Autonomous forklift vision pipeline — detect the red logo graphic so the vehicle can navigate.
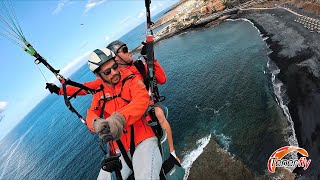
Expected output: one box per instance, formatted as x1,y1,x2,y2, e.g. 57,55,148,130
267,146,311,173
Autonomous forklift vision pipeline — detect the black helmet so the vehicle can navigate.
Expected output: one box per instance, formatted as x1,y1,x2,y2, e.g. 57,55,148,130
107,40,126,54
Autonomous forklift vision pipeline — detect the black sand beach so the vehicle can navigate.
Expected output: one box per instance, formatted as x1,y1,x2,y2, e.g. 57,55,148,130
143,2,320,179
185,5,320,180
235,7,320,179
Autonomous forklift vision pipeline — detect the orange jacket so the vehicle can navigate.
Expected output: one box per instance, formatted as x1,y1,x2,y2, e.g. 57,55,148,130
59,59,166,95
86,69,155,151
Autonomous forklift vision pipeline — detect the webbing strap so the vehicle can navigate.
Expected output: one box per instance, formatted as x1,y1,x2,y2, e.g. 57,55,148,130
130,125,135,158
61,80,84,122
66,79,98,93
115,125,136,172
116,139,133,170
98,74,134,116
98,74,136,172
133,60,149,90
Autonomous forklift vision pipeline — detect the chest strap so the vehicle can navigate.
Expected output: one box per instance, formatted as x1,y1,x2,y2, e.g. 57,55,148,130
98,74,136,172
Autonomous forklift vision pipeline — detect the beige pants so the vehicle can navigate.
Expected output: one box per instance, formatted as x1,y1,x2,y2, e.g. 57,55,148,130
97,137,162,180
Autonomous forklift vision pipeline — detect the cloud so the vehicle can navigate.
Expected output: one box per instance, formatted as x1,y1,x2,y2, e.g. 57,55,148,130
119,16,132,26
105,35,110,42
60,51,91,76
137,10,145,19
84,0,106,13
137,2,161,19
150,4,158,13
0,101,8,113
53,0,73,15
49,51,91,84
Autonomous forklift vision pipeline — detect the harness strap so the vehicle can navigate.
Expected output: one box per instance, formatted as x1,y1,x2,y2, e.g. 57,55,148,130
66,78,99,94
68,84,103,100
61,81,84,122
60,77,102,123
133,60,149,90
97,74,136,172
121,74,135,87
98,74,135,114
130,125,135,158
115,125,135,172
116,140,133,170
100,85,107,118
68,88,84,100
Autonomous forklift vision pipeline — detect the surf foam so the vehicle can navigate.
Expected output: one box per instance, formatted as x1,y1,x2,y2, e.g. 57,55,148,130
226,18,299,172
181,134,211,180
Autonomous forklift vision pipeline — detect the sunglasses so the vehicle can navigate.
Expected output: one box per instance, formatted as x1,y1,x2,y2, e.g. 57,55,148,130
100,62,118,76
117,46,128,54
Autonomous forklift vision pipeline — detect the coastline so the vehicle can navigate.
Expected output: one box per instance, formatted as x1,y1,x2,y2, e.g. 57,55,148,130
134,1,320,178
186,137,295,180
234,7,320,178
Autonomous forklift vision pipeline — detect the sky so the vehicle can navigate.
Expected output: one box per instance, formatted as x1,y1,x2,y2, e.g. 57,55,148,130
0,0,179,140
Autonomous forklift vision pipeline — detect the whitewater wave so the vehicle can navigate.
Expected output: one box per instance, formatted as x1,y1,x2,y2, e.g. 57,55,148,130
231,17,299,146
227,18,266,40
179,31,188,35
269,59,299,146
181,134,211,180
212,130,232,151
181,131,233,179
227,18,299,171
226,18,262,34
271,62,300,171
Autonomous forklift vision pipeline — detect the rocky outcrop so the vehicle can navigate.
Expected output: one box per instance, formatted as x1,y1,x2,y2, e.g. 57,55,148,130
188,138,295,180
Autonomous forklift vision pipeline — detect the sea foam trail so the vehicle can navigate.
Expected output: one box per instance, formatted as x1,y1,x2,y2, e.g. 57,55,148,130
195,101,231,113
182,134,211,180
0,126,33,179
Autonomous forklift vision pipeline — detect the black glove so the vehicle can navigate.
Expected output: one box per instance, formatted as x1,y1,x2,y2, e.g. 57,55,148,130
140,41,147,56
45,83,60,95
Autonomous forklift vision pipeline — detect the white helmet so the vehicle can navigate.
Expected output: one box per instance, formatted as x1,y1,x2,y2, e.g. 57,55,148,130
88,48,116,72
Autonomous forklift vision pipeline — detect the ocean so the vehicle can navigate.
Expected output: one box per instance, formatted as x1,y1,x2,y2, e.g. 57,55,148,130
0,18,293,179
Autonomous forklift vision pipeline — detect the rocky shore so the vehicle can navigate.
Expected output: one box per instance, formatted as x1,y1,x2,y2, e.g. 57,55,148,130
187,138,295,180
234,7,320,179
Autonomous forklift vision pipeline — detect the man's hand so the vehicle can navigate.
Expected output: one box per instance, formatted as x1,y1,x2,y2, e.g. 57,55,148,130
93,118,113,143
45,83,60,95
93,112,126,141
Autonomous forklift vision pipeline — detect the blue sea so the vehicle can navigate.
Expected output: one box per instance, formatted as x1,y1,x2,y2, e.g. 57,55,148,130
0,17,293,179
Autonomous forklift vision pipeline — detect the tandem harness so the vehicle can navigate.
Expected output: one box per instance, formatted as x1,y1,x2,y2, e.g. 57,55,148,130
98,74,137,173
96,72,181,180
